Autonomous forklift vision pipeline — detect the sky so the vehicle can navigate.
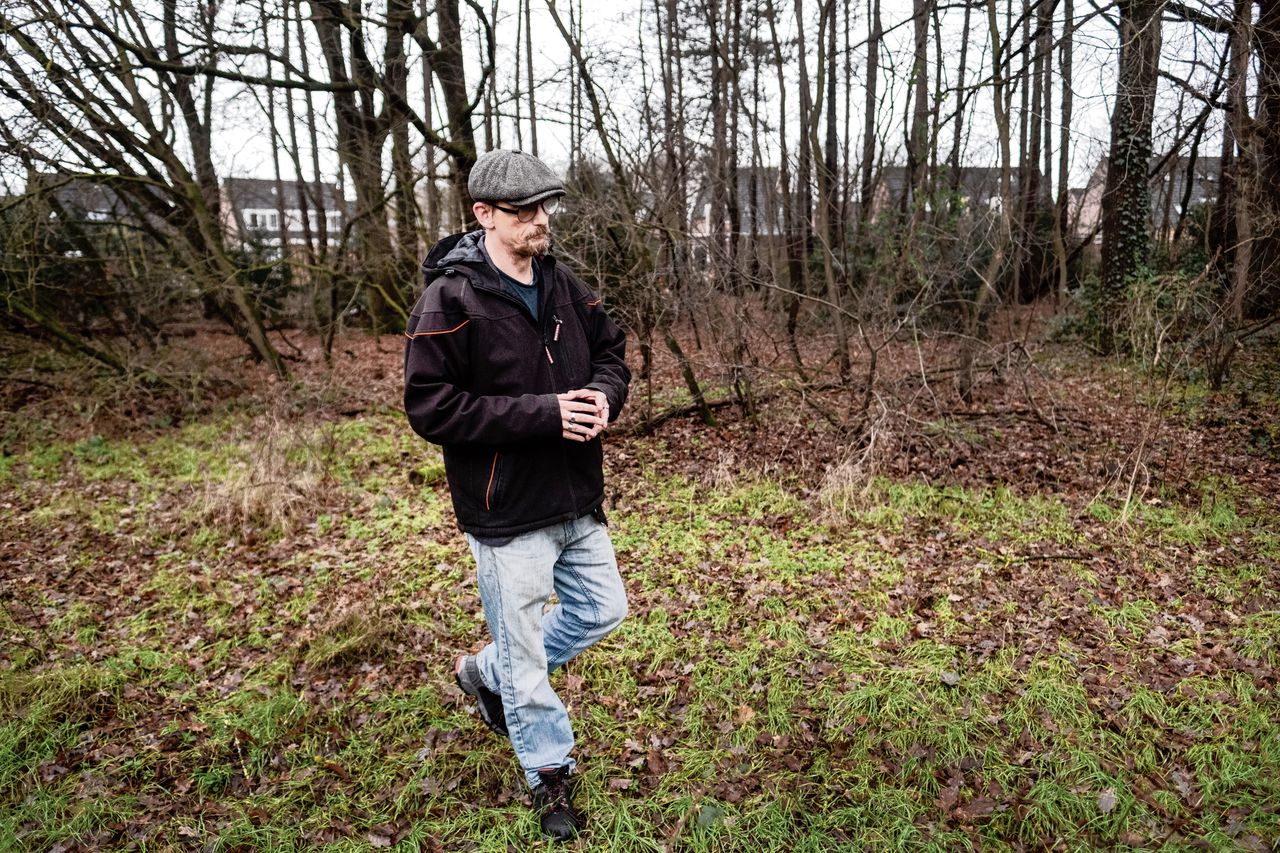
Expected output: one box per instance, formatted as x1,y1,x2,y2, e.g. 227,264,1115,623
4,0,1226,198
211,0,1138,195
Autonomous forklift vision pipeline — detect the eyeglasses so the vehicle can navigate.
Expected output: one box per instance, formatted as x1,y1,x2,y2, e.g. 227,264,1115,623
490,197,562,222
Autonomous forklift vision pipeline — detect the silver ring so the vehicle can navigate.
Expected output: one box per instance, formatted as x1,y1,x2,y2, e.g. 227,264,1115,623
569,414,576,424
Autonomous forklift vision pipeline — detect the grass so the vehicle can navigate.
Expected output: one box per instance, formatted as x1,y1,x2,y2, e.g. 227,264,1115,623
1,407,1278,851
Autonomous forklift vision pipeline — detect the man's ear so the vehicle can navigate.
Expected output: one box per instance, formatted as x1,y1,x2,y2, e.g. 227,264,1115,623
473,202,495,229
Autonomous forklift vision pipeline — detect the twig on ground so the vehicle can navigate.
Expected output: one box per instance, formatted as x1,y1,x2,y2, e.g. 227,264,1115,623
1012,342,1061,433
940,408,1085,426
662,784,707,852
1017,552,1090,562
617,380,846,435
1,376,60,390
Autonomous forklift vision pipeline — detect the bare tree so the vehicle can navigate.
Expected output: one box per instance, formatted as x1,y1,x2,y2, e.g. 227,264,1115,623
548,0,717,426
764,0,808,375
1207,0,1257,386
958,0,1016,402
1052,0,1074,301
1098,0,1162,352
1253,0,1280,314
797,0,851,381
0,0,288,375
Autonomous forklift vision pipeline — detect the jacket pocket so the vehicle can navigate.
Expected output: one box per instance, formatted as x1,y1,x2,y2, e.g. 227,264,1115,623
483,451,504,511
560,315,592,388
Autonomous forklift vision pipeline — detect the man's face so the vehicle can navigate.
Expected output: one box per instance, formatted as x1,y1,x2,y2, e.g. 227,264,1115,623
476,200,552,259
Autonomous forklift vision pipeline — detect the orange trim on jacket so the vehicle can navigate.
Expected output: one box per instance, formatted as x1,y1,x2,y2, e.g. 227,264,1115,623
405,319,471,338
484,452,500,510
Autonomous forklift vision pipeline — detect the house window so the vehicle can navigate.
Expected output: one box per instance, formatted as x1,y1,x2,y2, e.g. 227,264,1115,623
249,213,260,228
268,212,279,229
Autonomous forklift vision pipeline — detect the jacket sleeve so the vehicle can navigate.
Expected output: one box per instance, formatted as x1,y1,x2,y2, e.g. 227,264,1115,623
404,285,562,446
576,284,631,423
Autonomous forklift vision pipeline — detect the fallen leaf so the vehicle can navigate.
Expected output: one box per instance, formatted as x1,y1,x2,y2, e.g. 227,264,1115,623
321,760,351,781
955,796,996,820
696,803,726,829
938,772,963,810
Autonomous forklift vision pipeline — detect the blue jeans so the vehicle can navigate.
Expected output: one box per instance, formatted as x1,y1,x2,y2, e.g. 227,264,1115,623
465,513,627,789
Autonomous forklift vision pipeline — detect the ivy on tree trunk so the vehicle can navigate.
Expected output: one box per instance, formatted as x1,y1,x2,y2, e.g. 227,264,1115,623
1097,0,1162,354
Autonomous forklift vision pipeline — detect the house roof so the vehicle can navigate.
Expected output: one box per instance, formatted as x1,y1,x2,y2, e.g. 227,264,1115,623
1080,154,1222,220
689,165,799,234
1151,155,1221,208
877,165,1033,203
222,177,345,212
25,171,136,220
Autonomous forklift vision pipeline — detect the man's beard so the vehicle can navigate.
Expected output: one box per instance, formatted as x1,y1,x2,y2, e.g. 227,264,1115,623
510,226,551,259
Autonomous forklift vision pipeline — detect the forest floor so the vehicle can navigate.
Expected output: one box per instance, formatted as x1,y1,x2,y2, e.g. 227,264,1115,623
1,308,1279,851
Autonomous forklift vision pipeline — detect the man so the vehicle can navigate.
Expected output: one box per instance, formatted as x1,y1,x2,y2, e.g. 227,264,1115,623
403,149,630,842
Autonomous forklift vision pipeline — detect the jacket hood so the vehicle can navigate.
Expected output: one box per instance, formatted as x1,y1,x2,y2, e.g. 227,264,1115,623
421,230,487,287
420,229,558,288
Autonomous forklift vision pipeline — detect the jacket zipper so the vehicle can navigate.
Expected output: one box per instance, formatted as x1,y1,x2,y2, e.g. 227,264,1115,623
437,257,591,525
544,315,562,364
462,270,579,516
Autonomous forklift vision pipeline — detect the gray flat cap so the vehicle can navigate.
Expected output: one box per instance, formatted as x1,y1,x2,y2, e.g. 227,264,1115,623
468,149,565,206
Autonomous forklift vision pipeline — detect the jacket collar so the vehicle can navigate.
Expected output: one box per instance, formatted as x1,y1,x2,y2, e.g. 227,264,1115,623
421,229,557,289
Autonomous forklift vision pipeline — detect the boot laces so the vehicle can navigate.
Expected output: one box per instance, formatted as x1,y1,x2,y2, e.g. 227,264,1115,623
540,771,572,812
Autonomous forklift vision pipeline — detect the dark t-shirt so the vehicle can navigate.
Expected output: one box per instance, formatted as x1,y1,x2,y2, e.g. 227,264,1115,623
499,261,541,322
478,235,541,322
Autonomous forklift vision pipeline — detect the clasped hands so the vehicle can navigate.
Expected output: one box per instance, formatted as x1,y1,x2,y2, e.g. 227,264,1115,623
558,389,609,441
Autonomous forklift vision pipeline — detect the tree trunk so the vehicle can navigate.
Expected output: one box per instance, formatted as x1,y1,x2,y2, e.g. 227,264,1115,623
1210,0,1256,387
308,0,402,332
958,0,1015,402
434,0,481,221
905,0,930,220
296,0,337,362
165,0,287,376
824,0,841,250
1097,0,1161,353
1252,0,1280,315
526,0,539,156
764,0,807,377
858,0,882,232
1053,0,1074,301
386,0,419,286
1017,0,1046,302
797,0,850,382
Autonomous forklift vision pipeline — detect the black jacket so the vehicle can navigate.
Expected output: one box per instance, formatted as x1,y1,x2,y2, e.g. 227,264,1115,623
404,230,630,537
